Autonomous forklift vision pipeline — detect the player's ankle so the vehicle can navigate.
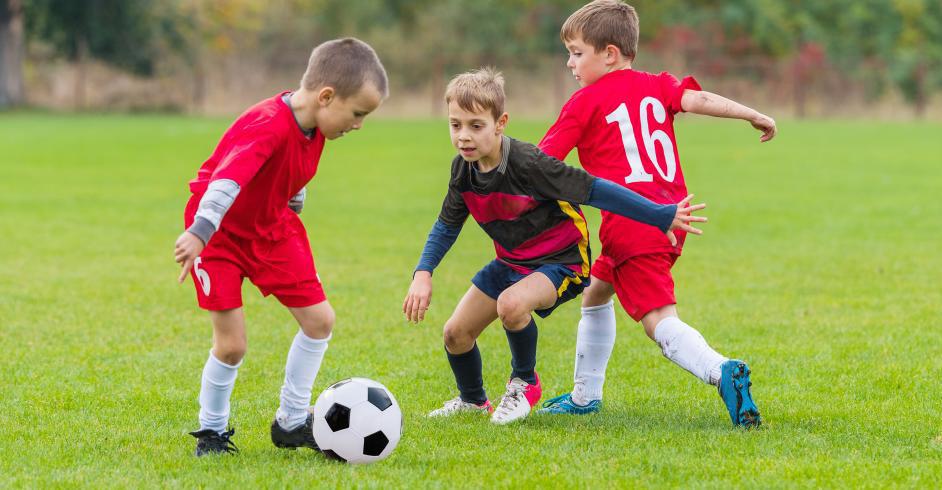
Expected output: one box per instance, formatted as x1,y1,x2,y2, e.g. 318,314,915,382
571,382,598,407
275,407,308,431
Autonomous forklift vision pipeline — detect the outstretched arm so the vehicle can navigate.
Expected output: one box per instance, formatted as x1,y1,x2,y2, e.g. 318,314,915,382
586,179,706,246
526,149,707,246
403,219,463,323
681,90,777,142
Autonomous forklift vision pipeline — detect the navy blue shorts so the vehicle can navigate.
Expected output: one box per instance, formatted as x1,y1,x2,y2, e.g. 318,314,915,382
471,260,590,318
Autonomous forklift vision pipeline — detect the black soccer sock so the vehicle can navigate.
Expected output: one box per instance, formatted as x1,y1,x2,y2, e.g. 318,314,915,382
445,343,488,405
504,317,538,384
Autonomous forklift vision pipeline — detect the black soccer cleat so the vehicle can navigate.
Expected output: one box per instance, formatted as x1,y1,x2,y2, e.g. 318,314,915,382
271,408,320,451
189,427,239,457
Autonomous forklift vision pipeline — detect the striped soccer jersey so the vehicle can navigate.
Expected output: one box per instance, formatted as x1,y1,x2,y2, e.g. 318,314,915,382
438,136,597,275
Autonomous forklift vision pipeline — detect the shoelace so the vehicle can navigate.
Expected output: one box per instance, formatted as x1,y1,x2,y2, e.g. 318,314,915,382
496,383,526,416
443,397,464,412
541,393,568,408
216,428,239,453
435,397,469,414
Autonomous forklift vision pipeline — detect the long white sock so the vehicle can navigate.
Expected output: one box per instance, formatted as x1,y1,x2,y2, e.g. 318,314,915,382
653,316,727,385
277,330,330,430
198,351,241,433
572,301,616,405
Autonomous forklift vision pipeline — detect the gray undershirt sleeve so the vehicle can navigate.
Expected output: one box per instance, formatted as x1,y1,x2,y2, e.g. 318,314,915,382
288,187,306,214
187,179,241,244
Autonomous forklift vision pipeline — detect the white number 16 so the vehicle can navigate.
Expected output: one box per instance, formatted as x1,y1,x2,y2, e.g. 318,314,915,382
604,97,677,184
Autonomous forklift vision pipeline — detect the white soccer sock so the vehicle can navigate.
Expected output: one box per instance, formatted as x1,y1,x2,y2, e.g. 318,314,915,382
572,301,616,405
277,330,330,430
198,351,241,434
653,316,727,385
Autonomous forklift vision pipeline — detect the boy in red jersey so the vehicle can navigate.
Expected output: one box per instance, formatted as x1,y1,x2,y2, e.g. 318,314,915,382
403,68,706,425
173,38,387,456
536,1,776,428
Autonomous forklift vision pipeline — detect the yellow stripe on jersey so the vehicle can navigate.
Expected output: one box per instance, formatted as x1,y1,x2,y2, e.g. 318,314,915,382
556,201,591,277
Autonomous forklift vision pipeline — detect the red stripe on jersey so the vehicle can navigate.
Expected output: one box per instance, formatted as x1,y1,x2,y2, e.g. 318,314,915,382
493,219,583,263
461,191,539,224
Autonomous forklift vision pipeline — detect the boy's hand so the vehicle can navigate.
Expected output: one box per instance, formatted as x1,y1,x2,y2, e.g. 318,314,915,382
403,271,433,324
174,231,205,283
751,113,777,142
666,194,707,246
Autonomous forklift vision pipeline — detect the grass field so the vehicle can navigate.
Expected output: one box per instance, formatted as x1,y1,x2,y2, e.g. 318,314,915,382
1,112,941,487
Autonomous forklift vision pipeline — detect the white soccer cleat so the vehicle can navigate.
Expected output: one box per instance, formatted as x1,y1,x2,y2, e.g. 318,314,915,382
428,396,494,417
490,373,542,425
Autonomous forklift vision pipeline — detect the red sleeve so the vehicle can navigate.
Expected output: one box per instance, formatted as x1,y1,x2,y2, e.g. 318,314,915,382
658,72,702,115
538,92,588,161
210,125,280,187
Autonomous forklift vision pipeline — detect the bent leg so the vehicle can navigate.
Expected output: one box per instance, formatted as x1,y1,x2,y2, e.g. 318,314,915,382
495,272,557,384
276,301,335,430
644,305,726,386
442,286,498,404
444,286,498,353
644,306,761,427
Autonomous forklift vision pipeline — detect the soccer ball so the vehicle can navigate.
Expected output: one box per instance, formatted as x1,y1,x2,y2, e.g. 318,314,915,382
312,377,402,464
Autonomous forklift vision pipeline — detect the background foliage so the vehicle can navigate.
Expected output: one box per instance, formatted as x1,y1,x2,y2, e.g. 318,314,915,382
2,0,941,116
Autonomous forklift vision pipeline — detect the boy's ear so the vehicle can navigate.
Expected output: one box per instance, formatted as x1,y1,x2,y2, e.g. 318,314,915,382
316,86,336,106
604,44,621,65
496,112,509,133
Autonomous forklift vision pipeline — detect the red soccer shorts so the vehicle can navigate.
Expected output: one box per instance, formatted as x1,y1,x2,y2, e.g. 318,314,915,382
590,252,679,322
184,200,325,311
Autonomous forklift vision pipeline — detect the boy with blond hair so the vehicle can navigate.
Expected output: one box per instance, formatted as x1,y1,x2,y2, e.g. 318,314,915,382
536,0,775,428
174,38,387,456
402,67,706,425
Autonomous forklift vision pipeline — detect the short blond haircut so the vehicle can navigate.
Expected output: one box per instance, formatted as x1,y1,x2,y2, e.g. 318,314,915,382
444,67,505,121
561,0,639,61
301,37,388,98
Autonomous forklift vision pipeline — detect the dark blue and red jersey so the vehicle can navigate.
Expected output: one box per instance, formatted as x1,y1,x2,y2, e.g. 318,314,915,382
438,136,596,276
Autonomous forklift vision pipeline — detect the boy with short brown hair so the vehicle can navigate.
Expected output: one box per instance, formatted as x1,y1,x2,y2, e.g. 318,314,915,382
403,67,706,425
174,37,387,456
536,0,775,428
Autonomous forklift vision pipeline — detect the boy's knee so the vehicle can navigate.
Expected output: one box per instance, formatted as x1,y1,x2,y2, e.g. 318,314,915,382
443,321,474,353
582,280,615,307
496,292,528,329
213,342,246,365
641,306,677,340
300,305,335,339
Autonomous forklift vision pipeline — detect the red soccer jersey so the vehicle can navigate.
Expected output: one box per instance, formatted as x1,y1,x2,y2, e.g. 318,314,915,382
188,92,325,241
539,69,701,263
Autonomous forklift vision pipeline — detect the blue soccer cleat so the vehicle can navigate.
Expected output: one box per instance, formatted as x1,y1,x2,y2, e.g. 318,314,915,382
717,360,761,428
536,393,601,415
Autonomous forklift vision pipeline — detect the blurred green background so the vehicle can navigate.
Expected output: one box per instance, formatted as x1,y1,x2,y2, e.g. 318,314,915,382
1,0,940,118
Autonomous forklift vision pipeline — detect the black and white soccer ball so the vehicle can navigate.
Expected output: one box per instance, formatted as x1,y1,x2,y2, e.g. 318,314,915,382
312,377,402,464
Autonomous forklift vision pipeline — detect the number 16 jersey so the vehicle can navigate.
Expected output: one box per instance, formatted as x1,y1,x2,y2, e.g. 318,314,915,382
539,69,701,263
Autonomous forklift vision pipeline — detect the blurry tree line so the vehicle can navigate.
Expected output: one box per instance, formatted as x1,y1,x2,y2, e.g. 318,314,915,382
0,0,940,117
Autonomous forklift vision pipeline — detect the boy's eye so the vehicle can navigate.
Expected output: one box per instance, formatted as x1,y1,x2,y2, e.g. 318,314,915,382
450,123,460,129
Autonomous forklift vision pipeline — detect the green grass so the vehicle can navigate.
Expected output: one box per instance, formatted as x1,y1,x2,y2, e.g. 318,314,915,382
1,112,940,487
